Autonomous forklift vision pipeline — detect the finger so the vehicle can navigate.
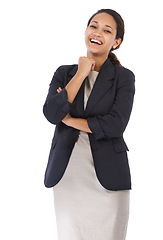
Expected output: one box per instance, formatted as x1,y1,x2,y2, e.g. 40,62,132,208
57,87,62,93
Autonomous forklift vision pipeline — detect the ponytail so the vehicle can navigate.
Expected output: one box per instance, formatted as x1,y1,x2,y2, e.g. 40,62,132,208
108,51,122,66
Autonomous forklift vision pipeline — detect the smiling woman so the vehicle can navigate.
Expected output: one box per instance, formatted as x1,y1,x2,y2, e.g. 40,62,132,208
86,9,125,67
85,12,121,67
43,8,135,240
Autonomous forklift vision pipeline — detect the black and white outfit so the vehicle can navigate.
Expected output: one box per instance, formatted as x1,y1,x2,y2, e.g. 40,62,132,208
43,58,135,240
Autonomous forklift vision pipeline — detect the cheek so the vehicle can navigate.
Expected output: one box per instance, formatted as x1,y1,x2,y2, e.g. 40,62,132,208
105,36,115,47
84,34,88,45
84,30,91,44
85,28,91,38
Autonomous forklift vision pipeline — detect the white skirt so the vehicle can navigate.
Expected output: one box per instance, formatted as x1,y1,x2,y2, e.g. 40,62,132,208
53,131,130,240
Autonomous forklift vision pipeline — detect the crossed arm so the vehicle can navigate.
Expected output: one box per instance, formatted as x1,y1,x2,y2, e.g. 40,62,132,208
43,65,135,140
57,87,92,133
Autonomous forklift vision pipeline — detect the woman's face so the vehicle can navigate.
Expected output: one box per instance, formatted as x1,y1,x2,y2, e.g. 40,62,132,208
85,13,121,57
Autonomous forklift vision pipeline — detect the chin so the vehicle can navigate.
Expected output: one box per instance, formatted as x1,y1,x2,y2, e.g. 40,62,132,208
87,46,100,54
88,49,103,56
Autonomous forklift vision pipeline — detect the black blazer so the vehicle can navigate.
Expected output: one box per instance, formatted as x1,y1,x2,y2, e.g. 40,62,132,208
43,58,135,191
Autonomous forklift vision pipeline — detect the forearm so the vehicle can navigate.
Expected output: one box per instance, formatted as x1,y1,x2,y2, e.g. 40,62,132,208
65,72,85,103
65,57,95,103
63,115,92,133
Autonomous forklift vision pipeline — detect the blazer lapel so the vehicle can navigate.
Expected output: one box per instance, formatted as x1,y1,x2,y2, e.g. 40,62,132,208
84,58,116,117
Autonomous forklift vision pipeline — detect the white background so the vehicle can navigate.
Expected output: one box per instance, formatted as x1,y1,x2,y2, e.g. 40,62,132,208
0,0,163,239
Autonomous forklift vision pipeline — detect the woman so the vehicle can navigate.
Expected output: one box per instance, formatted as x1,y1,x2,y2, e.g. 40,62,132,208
43,9,135,240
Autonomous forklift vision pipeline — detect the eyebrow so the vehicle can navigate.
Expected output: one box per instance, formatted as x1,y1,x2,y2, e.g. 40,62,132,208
91,20,113,30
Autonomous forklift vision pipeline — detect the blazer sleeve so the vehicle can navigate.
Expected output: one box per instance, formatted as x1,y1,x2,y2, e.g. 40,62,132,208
43,66,72,124
87,69,135,140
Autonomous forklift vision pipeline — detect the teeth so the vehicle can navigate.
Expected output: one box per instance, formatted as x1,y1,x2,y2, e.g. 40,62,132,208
90,39,102,45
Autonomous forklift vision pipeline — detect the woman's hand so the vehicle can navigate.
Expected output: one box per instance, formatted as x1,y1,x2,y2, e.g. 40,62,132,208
77,56,96,79
57,87,62,93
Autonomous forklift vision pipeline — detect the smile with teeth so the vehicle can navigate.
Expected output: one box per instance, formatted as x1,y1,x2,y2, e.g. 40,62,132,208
90,38,103,45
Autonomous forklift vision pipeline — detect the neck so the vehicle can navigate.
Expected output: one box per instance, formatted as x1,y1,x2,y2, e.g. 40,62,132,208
87,51,108,72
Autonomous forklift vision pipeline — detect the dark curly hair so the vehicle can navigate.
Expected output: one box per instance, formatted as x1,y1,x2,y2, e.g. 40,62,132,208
87,9,125,66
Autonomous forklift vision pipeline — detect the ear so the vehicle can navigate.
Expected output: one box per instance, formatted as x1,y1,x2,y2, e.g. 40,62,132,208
113,38,122,49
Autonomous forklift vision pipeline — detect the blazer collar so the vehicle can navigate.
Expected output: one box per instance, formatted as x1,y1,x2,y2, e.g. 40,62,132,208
69,64,78,76
98,58,115,80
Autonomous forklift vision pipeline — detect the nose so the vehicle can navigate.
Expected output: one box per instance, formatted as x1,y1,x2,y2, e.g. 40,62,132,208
93,32,102,38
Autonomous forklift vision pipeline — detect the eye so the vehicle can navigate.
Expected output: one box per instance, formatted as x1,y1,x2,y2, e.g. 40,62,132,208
89,25,97,29
104,30,111,33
